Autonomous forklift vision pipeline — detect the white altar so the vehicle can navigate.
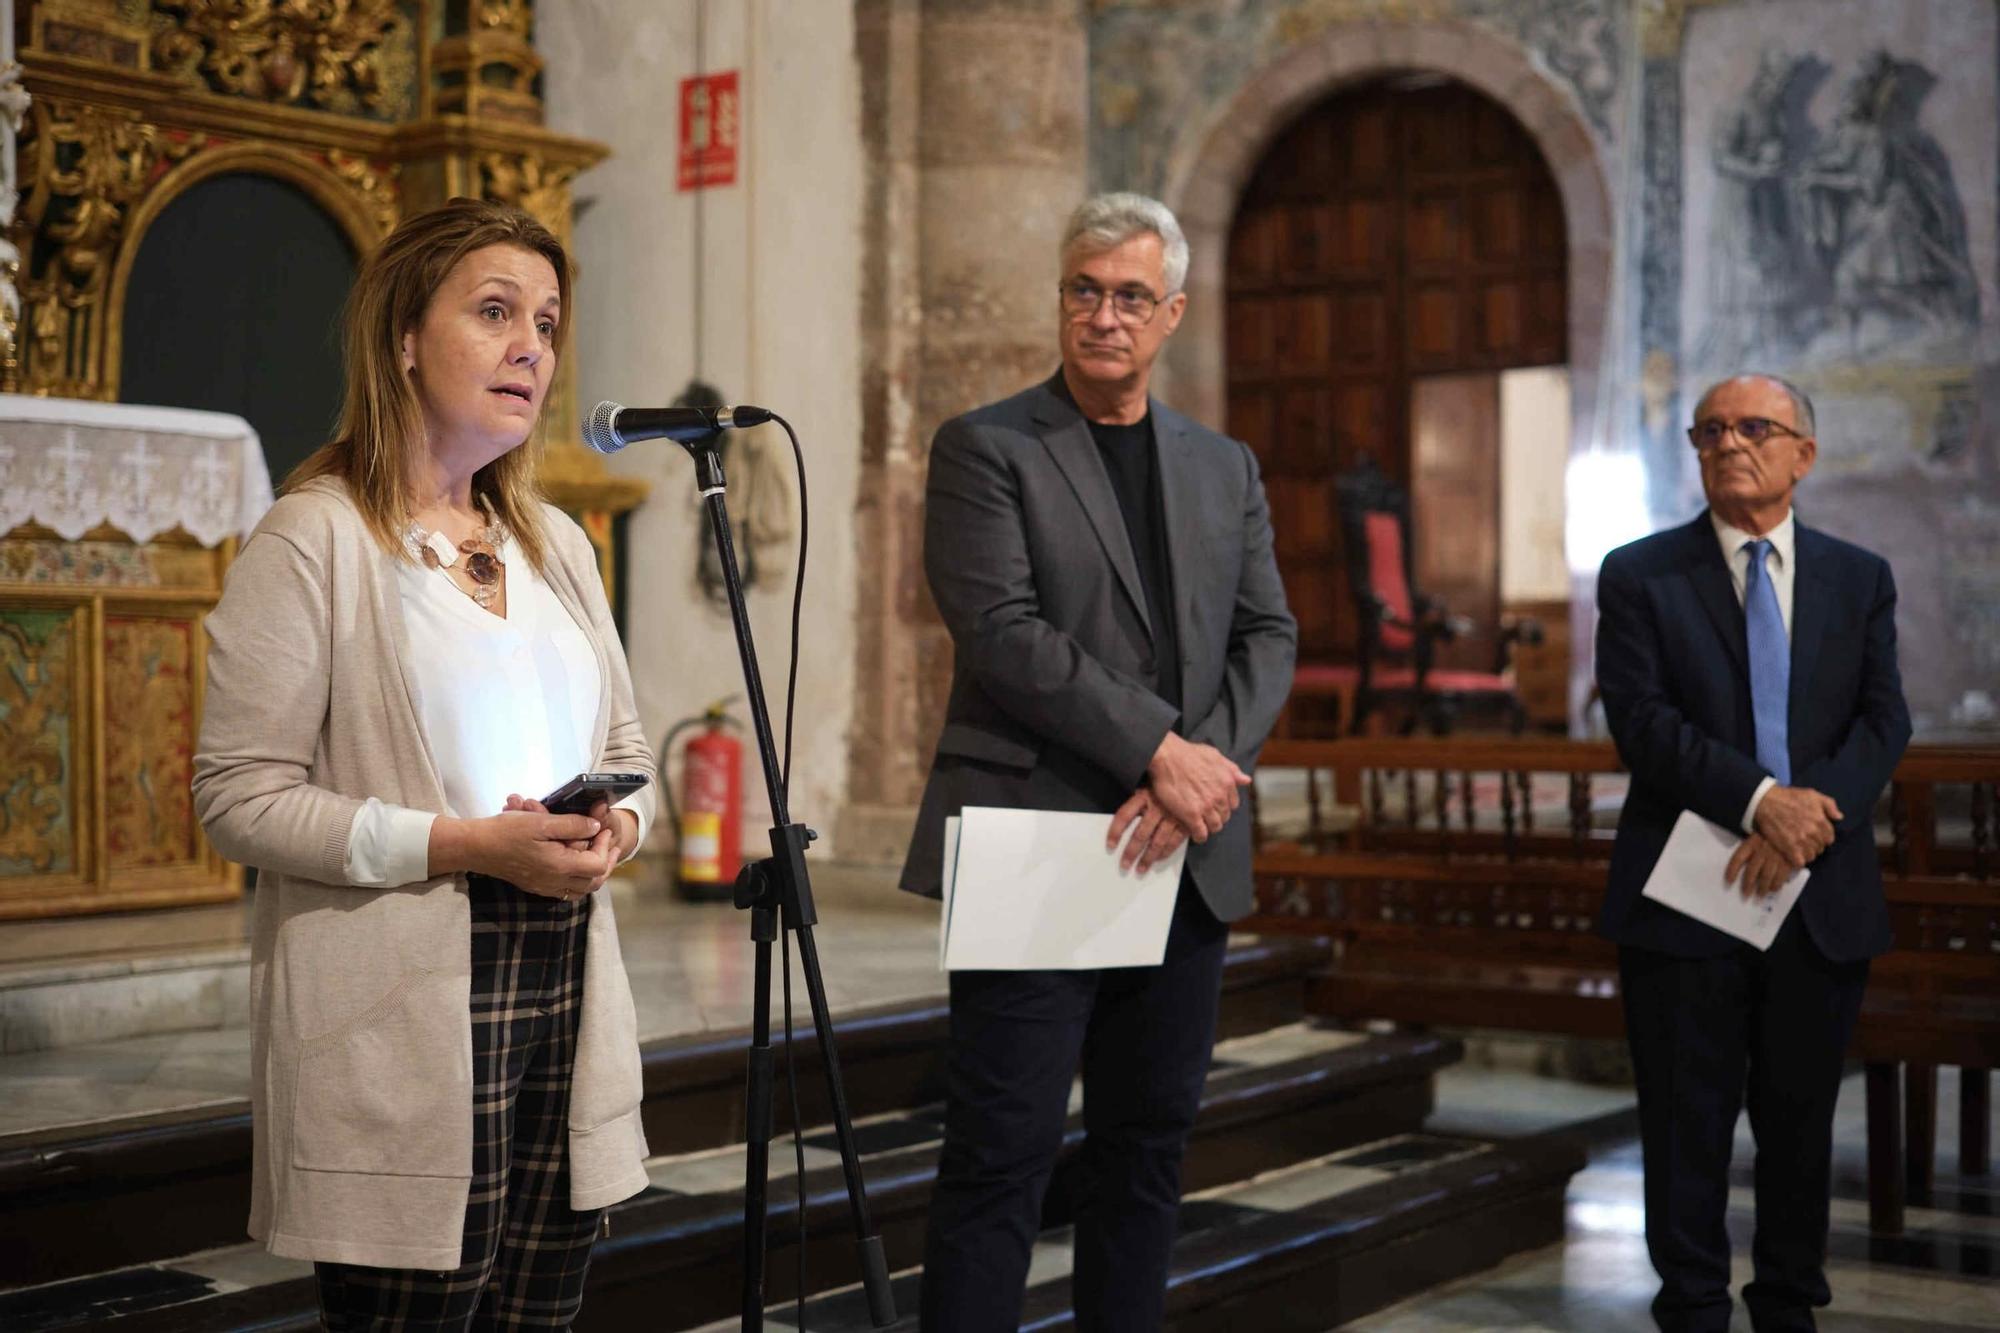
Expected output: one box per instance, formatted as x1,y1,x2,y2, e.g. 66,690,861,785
0,394,273,547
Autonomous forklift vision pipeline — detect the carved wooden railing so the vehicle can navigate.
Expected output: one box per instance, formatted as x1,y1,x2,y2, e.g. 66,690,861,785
1248,737,2000,1234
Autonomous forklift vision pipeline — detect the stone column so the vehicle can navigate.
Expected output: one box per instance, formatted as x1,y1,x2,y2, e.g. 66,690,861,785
839,0,1086,862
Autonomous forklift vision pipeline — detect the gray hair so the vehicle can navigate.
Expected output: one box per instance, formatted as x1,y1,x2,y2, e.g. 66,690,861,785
1693,373,1816,435
1061,192,1190,295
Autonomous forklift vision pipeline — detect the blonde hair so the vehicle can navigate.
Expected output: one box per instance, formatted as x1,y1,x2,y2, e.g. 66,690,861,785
287,198,571,573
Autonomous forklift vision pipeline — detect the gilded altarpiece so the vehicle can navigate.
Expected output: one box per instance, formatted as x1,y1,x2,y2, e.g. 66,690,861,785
0,525,234,917
2,0,645,918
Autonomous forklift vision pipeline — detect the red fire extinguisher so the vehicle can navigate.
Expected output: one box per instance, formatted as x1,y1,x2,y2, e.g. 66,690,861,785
660,699,743,902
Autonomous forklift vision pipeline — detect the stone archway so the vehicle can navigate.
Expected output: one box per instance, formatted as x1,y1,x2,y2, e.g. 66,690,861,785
1160,19,1612,449
1155,19,1616,730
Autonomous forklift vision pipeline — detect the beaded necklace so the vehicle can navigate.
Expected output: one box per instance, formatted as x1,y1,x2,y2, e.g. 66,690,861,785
404,507,507,611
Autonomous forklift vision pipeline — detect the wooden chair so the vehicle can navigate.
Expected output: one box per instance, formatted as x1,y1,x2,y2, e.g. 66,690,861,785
1327,454,1540,735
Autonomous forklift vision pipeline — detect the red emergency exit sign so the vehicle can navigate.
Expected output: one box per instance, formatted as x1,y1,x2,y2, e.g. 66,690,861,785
678,71,739,191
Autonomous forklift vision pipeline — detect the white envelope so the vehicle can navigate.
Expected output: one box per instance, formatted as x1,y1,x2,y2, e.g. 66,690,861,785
1641,809,1809,951
941,806,1186,971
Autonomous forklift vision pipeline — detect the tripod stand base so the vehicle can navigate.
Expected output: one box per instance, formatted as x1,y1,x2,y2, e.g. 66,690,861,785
858,1236,894,1326
676,443,893,1329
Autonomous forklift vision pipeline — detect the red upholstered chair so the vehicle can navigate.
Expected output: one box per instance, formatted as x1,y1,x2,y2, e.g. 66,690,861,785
1310,453,1540,735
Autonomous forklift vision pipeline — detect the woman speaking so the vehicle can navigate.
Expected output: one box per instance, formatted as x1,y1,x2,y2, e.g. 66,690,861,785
194,198,655,1330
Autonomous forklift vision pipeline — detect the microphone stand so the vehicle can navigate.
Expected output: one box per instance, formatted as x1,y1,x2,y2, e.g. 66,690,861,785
674,430,896,1330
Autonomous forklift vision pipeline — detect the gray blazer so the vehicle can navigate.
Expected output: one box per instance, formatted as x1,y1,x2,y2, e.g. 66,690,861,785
899,373,1297,922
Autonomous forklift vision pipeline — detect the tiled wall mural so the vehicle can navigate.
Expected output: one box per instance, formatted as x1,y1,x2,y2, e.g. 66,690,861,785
1089,0,2000,733
1090,0,1626,197
1664,0,2000,732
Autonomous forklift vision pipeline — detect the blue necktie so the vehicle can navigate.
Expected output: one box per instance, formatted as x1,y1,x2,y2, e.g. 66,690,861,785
1743,538,1790,785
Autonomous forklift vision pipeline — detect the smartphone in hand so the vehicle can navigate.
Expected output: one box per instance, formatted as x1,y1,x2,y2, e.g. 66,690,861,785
541,772,651,817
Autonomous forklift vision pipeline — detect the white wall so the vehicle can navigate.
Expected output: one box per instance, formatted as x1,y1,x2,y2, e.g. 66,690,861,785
538,0,864,847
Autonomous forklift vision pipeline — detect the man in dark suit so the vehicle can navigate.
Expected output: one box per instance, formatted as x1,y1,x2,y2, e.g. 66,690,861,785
1596,373,1911,1333
900,192,1296,1329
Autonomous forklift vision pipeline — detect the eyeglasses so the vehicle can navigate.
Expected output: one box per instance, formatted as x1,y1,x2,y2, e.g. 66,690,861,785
1058,279,1166,326
1686,416,1808,452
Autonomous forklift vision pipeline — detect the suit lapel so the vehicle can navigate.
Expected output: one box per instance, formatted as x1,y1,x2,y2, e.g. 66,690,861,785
1789,524,1831,734
1153,406,1199,710
1031,382,1153,640
1685,513,1749,678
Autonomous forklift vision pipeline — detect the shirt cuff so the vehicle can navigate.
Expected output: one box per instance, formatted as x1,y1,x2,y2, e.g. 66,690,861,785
613,791,652,863
344,797,440,887
1741,776,1778,836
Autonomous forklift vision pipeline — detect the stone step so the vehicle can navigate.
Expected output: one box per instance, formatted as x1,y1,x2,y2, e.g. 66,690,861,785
712,1131,1585,1332
0,1018,1450,1331
0,910,250,1056
0,935,1331,1291
0,950,251,1062
580,1026,1455,1329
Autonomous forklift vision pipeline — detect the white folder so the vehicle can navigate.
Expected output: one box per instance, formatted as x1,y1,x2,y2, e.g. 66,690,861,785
1640,809,1809,951
940,806,1186,970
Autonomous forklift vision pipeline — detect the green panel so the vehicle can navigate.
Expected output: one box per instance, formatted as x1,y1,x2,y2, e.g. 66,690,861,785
0,606,80,877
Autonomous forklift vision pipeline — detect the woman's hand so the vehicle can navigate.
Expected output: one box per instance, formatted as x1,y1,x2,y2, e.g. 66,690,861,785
429,809,614,900
499,794,639,896
589,798,641,861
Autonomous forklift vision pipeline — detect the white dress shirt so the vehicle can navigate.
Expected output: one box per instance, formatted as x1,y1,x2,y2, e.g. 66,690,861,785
1710,509,1795,834
344,532,652,886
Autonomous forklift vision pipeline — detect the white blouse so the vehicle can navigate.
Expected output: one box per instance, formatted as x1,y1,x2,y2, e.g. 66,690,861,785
343,532,652,886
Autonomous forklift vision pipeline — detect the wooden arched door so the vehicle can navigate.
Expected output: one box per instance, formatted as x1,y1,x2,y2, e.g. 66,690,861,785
1226,77,1567,675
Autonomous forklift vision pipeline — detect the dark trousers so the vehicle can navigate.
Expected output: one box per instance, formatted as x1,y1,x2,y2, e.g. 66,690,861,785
314,877,603,1332
1619,912,1869,1333
919,879,1229,1332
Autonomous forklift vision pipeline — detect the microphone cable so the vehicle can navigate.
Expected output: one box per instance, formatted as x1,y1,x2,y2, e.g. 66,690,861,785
769,413,812,1330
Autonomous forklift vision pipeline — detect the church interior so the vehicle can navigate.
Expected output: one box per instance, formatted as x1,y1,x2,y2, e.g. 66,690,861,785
1,1,1996,1329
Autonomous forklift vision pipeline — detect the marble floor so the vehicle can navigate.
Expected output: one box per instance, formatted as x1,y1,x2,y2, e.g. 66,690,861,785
1351,1064,2000,1332
0,863,942,1139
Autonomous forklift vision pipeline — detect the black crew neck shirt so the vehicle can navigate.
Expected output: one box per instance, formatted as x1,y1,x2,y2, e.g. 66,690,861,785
1082,410,1183,725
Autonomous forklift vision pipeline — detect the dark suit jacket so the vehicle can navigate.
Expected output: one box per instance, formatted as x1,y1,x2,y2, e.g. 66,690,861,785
1595,511,1911,961
898,374,1297,923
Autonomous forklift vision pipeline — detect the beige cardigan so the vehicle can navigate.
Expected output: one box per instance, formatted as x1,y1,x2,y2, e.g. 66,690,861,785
192,477,657,1270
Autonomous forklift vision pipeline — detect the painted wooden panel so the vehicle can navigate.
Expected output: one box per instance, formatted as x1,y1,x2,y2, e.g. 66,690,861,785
0,530,238,918
0,604,84,879
103,614,199,871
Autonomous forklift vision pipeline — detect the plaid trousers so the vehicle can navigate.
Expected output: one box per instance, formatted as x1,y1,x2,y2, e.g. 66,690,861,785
314,876,606,1332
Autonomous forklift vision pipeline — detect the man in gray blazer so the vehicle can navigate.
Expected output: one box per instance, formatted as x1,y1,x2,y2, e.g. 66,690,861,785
900,193,1296,1330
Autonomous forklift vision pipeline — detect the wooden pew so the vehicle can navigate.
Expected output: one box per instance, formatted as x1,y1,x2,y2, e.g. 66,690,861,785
1247,737,2000,1234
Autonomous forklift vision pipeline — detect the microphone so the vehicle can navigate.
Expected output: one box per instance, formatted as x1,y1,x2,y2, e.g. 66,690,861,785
583,400,775,453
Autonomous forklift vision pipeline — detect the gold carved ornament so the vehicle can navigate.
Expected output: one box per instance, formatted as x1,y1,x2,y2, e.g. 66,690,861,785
10,99,173,396
151,0,411,116
433,1,543,123
477,150,575,236
7,99,396,396
326,148,400,237
478,0,532,38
